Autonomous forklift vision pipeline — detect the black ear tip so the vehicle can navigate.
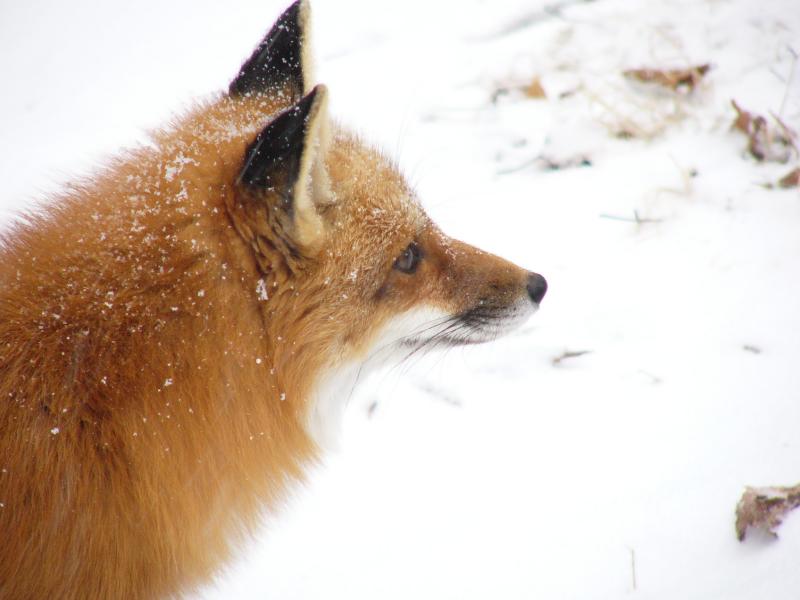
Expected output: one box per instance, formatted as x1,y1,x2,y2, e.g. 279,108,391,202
229,0,311,97
305,84,324,105
281,0,304,24
293,84,327,118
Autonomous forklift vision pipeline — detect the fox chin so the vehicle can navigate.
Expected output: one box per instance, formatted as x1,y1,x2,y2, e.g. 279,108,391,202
0,1,547,598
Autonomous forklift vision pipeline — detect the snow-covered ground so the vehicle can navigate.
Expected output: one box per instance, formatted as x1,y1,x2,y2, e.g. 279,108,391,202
2,0,800,597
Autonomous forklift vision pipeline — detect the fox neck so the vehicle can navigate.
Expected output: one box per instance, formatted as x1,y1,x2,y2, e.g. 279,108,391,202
306,307,452,448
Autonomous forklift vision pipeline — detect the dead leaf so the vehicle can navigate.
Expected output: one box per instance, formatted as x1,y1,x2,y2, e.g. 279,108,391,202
778,167,800,188
731,100,754,134
735,484,800,541
491,75,549,104
523,77,547,99
730,100,797,163
623,64,711,92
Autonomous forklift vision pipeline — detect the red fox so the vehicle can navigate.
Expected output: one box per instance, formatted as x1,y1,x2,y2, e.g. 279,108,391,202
0,1,546,598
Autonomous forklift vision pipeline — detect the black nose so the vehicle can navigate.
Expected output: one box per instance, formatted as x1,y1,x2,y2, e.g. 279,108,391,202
526,272,547,304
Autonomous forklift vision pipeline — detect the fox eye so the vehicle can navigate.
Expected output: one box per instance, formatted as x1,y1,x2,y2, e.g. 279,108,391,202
393,242,421,274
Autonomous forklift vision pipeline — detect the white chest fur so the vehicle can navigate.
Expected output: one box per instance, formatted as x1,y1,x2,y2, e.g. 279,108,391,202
304,307,453,448
305,362,363,449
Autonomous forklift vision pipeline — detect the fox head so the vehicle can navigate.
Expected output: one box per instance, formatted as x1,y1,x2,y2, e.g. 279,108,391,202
223,0,546,413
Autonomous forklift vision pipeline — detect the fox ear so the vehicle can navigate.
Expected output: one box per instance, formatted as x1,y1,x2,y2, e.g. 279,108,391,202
229,0,312,98
237,85,329,250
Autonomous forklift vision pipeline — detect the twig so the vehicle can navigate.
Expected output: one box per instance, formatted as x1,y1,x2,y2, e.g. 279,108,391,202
778,46,798,118
552,350,591,366
497,155,591,175
585,86,683,140
599,211,663,225
769,111,799,155
629,547,637,591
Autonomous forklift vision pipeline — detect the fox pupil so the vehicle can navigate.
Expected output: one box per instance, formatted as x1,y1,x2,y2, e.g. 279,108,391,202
393,242,421,274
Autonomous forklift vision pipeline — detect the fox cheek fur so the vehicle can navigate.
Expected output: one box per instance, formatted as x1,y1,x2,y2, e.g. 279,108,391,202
0,1,546,598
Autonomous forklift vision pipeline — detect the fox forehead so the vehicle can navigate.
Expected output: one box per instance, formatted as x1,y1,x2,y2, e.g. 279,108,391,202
326,130,428,248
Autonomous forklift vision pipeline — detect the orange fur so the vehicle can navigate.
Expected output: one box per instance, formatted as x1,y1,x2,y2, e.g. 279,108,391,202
0,4,544,598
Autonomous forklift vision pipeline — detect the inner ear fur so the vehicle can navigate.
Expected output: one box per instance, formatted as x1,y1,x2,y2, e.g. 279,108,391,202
237,84,330,253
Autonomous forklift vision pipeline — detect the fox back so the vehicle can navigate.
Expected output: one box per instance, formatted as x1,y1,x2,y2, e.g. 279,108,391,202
0,2,547,598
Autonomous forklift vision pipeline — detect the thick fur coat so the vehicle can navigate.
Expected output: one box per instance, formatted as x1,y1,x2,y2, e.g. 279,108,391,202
0,2,546,597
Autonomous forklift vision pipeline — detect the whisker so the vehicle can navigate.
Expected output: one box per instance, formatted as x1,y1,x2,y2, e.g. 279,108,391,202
354,301,531,385
360,313,457,368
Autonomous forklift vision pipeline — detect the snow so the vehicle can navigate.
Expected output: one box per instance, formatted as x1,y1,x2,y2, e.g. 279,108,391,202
2,0,800,598
255,278,270,301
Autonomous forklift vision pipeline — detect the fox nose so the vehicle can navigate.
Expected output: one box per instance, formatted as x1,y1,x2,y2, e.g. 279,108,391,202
526,272,547,304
